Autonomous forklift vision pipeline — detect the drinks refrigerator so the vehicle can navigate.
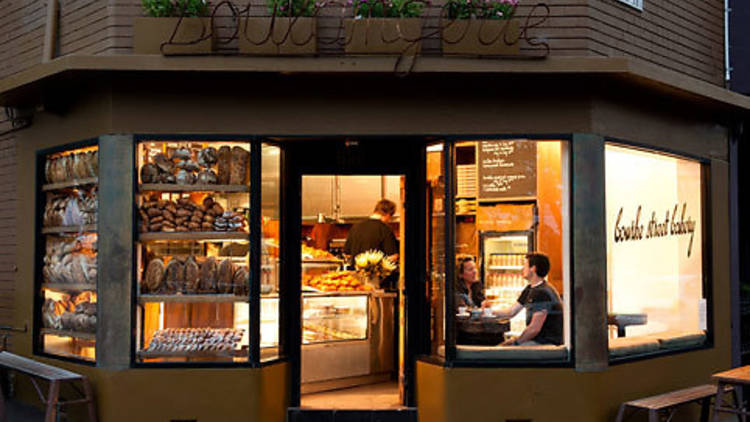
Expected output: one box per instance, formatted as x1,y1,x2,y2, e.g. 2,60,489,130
480,230,534,336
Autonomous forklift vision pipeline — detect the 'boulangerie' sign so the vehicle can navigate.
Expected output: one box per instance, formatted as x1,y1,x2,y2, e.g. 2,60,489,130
613,203,697,257
477,141,536,200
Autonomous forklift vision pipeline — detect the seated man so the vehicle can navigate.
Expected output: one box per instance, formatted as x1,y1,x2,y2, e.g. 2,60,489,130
491,253,563,346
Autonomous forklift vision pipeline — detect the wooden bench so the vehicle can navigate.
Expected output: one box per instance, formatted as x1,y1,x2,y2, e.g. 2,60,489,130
614,384,737,422
0,351,97,422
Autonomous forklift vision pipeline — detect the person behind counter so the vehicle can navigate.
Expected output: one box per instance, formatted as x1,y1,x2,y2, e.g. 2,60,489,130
455,255,485,309
491,253,563,346
344,199,399,264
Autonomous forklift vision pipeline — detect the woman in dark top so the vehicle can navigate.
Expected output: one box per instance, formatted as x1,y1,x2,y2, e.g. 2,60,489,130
455,255,485,309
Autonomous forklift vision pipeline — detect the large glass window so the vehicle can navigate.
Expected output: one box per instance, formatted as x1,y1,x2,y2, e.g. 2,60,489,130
38,143,99,362
260,143,281,362
606,144,707,358
451,139,570,361
135,140,251,364
426,143,446,357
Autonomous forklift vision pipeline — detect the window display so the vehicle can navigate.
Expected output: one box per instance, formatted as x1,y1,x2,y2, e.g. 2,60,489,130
38,144,99,362
135,140,251,363
605,144,706,358
451,139,570,360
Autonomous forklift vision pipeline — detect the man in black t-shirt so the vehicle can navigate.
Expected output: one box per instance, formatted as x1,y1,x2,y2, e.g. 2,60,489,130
344,199,399,266
490,253,563,346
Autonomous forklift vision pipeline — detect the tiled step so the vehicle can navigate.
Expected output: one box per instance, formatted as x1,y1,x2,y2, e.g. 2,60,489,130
287,407,418,422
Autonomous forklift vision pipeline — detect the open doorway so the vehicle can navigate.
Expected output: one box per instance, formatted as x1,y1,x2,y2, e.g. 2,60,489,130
299,174,405,409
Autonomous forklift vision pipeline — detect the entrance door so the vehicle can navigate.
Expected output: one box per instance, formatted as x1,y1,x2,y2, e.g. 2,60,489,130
281,139,427,409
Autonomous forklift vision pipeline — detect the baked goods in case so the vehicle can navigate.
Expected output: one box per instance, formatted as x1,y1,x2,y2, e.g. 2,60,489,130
217,259,234,293
184,255,200,293
144,258,166,293
217,146,231,184
144,327,244,354
164,257,185,293
199,256,218,292
233,266,249,296
230,146,249,185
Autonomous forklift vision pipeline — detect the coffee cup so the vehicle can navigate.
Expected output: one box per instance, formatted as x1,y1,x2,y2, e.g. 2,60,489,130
457,306,467,315
483,308,493,317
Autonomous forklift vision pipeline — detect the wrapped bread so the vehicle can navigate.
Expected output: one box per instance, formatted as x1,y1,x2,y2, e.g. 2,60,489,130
140,163,159,183
144,258,166,293
198,147,217,167
173,147,192,161
176,169,196,185
217,146,231,184
196,169,217,184
199,256,218,293
230,146,249,185
217,259,234,293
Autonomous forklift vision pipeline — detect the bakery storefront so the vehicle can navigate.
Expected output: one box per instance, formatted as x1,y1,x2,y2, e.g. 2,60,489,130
1,63,741,422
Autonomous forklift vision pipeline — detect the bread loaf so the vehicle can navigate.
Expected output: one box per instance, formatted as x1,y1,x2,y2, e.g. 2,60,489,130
230,146,249,185
144,258,166,293
217,146,231,184
165,258,185,293
233,266,249,296
184,256,200,293
199,257,218,292
217,259,234,293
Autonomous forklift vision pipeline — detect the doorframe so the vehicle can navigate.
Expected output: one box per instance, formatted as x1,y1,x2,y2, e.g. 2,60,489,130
279,137,429,407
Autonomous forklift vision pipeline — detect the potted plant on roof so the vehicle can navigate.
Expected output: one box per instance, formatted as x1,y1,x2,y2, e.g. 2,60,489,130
239,0,318,55
134,0,213,55
441,0,520,55
344,0,426,55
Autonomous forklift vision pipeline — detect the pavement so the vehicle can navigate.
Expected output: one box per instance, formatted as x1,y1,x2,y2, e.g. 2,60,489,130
5,399,44,422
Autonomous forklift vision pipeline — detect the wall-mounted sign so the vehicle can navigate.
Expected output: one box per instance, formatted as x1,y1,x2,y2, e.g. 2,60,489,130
613,203,697,257
616,0,643,11
477,140,536,200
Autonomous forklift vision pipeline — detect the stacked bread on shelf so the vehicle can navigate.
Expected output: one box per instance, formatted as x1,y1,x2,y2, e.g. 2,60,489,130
43,188,98,227
138,196,247,233
45,149,98,183
140,145,249,185
145,328,244,353
42,236,97,285
41,291,97,333
142,255,249,296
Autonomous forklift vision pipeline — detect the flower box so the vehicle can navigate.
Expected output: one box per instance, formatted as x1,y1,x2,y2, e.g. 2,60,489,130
133,17,213,55
344,18,422,55
239,17,317,55
442,18,520,55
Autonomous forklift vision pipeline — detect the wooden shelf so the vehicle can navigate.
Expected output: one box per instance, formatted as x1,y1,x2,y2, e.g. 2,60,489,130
42,177,98,191
139,184,249,193
41,328,96,341
42,283,96,292
42,225,97,234
138,294,248,303
139,232,248,242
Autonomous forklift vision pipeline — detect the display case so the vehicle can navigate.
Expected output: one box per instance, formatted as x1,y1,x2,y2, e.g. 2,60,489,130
37,143,99,362
302,293,368,344
481,230,533,335
134,140,251,363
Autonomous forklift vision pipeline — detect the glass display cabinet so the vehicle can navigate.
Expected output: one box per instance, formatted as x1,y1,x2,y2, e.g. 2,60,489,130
134,140,251,363
37,143,99,362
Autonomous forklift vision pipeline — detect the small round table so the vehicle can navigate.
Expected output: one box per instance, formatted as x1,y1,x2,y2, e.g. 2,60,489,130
456,314,510,345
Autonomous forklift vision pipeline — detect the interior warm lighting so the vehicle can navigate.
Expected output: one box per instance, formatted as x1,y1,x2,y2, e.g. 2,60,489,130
47,145,98,159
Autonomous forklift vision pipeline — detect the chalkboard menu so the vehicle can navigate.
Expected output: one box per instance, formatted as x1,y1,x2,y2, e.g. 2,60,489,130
477,140,536,200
